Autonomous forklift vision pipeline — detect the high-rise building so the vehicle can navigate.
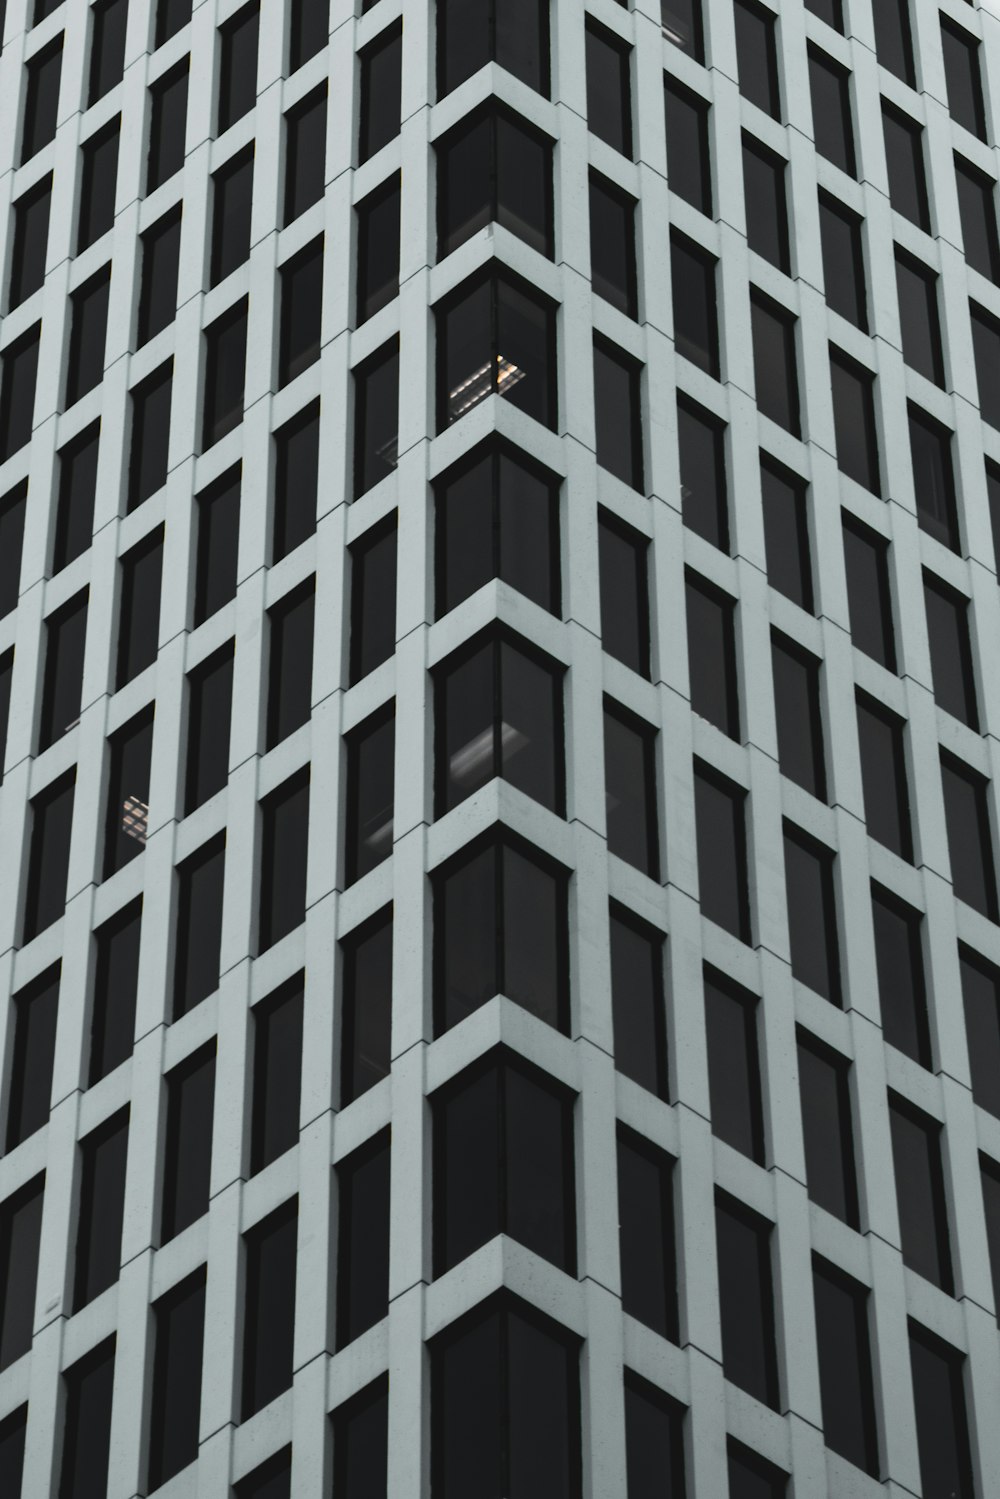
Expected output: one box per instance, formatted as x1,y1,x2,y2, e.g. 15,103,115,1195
1,0,1000,1493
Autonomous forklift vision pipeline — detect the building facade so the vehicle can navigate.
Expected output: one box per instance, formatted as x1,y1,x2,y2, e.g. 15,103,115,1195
1,0,1000,1493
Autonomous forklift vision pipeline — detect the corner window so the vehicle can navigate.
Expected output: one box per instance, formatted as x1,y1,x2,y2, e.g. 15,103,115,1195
437,0,549,99
5,967,60,1149
436,268,557,432
438,105,553,261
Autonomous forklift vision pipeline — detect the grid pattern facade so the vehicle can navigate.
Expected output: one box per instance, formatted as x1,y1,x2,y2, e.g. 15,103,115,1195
1,0,1000,1493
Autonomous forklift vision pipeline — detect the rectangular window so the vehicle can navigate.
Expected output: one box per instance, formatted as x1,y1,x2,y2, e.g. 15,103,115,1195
0,1175,44,1370
90,0,127,102
941,19,985,141
715,1193,779,1407
856,693,912,860
242,1199,297,1418
830,347,880,494
694,763,750,941
882,102,930,231
750,291,799,435
354,338,398,496
598,510,649,677
73,1108,128,1310
357,175,400,322
146,1269,206,1492
661,0,703,58
941,752,998,920
679,398,728,550
971,301,1000,429
610,906,667,1099
202,297,248,449
127,361,172,511
909,1325,974,1499
671,233,719,377
761,458,811,610
783,823,841,1004
267,578,314,748
284,85,326,226
173,835,225,1018
90,898,142,1084
217,1,259,134
116,526,163,688
990,461,1000,574
438,105,553,262
333,1379,388,1499
38,589,87,751
194,464,240,625
981,1156,1000,1318
955,156,1000,284
210,145,253,287
771,632,825,799
664,79,711,216
872,885,930,1068
289,0,327,71
345,705,395,884
0,1407,27,1496
0,325,41,462
625,1377,687,1499
358,23,401,164
436,270,556,433
138,206,181,345
812,1259,878,1474
251,976,303,1173
160,1042,215,1242
103,708,153,878
146,60,188,194
705,969,764,1162
337,1130,390,1347
53,421,99,573
924,572,977,728
873,0,913,83
808,48,855,176
589,171,637,316
618,1128,677,1340
888,1094,953,1293
686,573,738,738
155,0,190,46
961,950,1000,1120
185,642,234,814
258,769,309,952
819,193,867,329
350,515,397,685
279,237,323,387
585,20,632,156
842,514,895,669
23,774,74,942
21,39,62,164
59,1339,115,1499
728,1443,787,1498
273,400,319,562
734,0,780,117
0,650,12,787
742,135,789,271
604,700,658,878
237,1449,292,1499
341,908,392,1105
65,264,111,406
9,175,51,310
896,251,944,386
437,0,549,98
798,1033,858,1226
593,338,643,491
5,968,59,1149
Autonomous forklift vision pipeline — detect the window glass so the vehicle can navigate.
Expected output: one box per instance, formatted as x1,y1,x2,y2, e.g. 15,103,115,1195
439,106,552,261
185,643,233,814
357,175,400,323
258,770,309,952
715,1193,779,1407
882,103,929,231
336,1131,390,1347
54,422,99,573
21,40,62,164
661,0,703,58
818,194,867,329
808,49,855,176
354,338,399,495
66,265,111,406
350,515,396,684
155,0,190,46
664,80,711,216
138,207,181,344
289,0,327,70
830,348,880,494
728,1443,787,1499
217,1,259,133
284,86,326,226
895,252,944,386
625,1377,687,1499
954,157,1000,284
971,302,1000,429
9,175,51,309
695,764,750,940
686,573,738,738
358,23,401,164
437,0,550,98
593,338,643,490
604,702,658,878
618,1129,677,1340
90,0,127,101
672,234,719,377
23,774,75,942
941,753,998,920
147,61,189,194
241,1199,297,1418
194,466,240,624
679,398,727,549
585,21,632,156
761,459,811,610
960,950,1000,1120
161,1042,215,1242
90,899,142,1084
39,589,88,751
941,20,985,140
202,297,248,448
73,1109,128,1309
173,834,225,1018
750,292,799,435
117,527,163,688
743,136,789,271
873,0,913,83
842,514,895,669
279,236,323,387
798,1034,858,1226
733,0,780,117
266,578,314,747
59,1339,116,1499
598,510,649,676
103,708,153,878
333,1379,389,1499
251,977,303,1173
771,632,825,799
127,361,172,511
147,1270,206,1492
237,1449,292,1499
341,908,392,1105
980,1157,1000,1319
909,1326,974,1499
705,969,764,1161
783,824,840,1003
589,172,637,315
888,1095,953,1292
211,145,253,287
812,1260,879,1474
923,573,977,728
989,461,1000,575
0,327,41,463
437,271,556,432
0,651,11,787
872,886,930,1067
609,906,667,1099
345,705,394,885
856,694,911,860
0,1176,44,1369
273,401,319,561
0,1408,26,1498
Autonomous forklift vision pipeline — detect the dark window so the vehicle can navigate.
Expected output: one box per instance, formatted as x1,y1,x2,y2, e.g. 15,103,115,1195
210,145,253,287
609,905,667,1099
341,907,392,1105
258,769,309,952
808,49,855,176
146,1269,206,1492
357,175,400,323
873,0,914,84
961,950,1000,1120
761,458,811,610
337,1130,390,1347
750,292,798,435
812,1259,878,1474
818,194,867,329
686,572,738,738
941,753,998,920
354,337,398,496
284,86,326,226
896,251,944,386
830,347,880,494
333,1379,388,1499
981,1156,1000,1318
116,526,163,688
661,0,703,58
138,207,181,345
856,694,911,860
73,1108,128,1309
593,338,643,491
345,705,394,884
742,136,789,271
694,763,750,941
783,823,840,1003
89,898,142,1084
59,1338,115,1499
0,1407,26,1498
435,440,560,618
289,0,326,70
971,302,1000,428
358,23,401,164
882,103,929,231
251,977,303,1172
38,589,87,751
664,80,711,216
21,40,62,164
23,774,74,942
266,578,314,747
585,20,631,156
90,0,127,102
154,0,190,45
798,1033,858,1226
705,970,764,1162
715,1193,779,1408
589,172,637,317
160,1042,215,1242
618,1129,677,1340
604,700,658,878
9,175,51,310
438,106,553,262
350,516,396,684
237,1449,292,1499
147,60,188,194
127,361,172,511
872,886,930,1067
888,1094,953,1292
202,297,247,448
941,19,985,141
437,0,549,98
242,1199,297,1418
194,467,240,625
53,421,99,572
173,834,225,1018
436,270,557,432
217,1,259,133
924,572,977,728
955,157,1000,284
989,460,1000,575
771,632,825,799
0,325,41,462
434,1050,575,1277
0,1176,44,1369
434,831,569,1035
679,397,727,549
671,233,718,377
842,514,895,669
431,1295,581,1499
185,642,233,814
728,1442,787,1499
103,708,153,878
5,968,59,1147
733,0,780,118
0,650,11,786
598,510,649,676
909,1325,974,1499
625,1376,686,1499
273,400,318,562
65,265,110,406
279,238,323,389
